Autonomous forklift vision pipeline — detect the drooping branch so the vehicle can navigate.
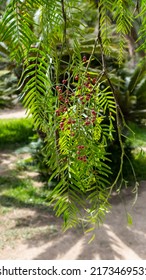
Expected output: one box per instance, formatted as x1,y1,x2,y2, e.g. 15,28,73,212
97,3,125,191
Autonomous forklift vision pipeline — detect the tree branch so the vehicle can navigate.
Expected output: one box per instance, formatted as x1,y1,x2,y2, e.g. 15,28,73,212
61,0,67,43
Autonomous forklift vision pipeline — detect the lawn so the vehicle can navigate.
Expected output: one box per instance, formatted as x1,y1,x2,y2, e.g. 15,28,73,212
0,117,52,212
0,118,34,147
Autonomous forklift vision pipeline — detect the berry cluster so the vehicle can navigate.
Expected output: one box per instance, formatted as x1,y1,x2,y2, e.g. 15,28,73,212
75,72,97,110
77,155,87,162
55,65,99,163
76,145,87,162
55,72,98,131
59,117,76,131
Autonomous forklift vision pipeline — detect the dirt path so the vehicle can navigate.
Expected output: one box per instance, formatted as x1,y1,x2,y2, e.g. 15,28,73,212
0,149,146,260
0,107,26,119
0,108,146,260
0,183,146,260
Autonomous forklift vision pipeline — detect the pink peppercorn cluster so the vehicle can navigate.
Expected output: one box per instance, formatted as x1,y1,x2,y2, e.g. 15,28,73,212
55,72,98,123
54,66,99,162
59,117,76,131
76,145,87,162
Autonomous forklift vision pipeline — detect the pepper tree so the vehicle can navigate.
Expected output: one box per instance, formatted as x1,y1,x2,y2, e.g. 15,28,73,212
0,0,145,231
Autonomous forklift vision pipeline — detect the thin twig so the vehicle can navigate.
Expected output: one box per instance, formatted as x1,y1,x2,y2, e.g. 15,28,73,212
85,35,99,72
61,0,67,43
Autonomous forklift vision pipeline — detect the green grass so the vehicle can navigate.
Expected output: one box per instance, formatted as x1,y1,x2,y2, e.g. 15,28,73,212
0,117,58,250
0,118,35,148
0,175,51,210
0,117,52,211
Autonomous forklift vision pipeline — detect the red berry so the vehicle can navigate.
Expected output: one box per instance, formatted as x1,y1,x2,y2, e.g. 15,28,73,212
78,155,87,162
92,78,97,85
84,82,89,87
67,119,76,124
60,122,64,130
58,95,64,101
56,85,60,90
92,118,96,123
58,88,62,94
85,120,91,126
91,109,96,116
60,121,64,127
60,122,64,131
86,96,91,101
65,99,69,104
82,155,87,162
56,109,60,116
67,119,72,124
83,55,87,62
77,145,85,149
79,96,84,101
75,75,79,81
63,107,67,112
62,79,67,84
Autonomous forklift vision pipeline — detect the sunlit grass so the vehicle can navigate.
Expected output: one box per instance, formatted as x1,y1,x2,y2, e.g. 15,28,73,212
0,117,51,210
0,117,35,148
0,175,51,210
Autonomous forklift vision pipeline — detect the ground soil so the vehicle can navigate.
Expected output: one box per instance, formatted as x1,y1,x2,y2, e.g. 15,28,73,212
0,108,146,260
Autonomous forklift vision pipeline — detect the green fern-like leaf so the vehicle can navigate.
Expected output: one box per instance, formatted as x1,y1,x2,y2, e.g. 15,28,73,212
98,0,112,55
20,47,51,129
136,1,146,51
0,0,37,61
112,0,134,63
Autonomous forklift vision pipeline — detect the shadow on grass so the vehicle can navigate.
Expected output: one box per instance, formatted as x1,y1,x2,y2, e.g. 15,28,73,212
0,194,51,211
0,172,52,212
